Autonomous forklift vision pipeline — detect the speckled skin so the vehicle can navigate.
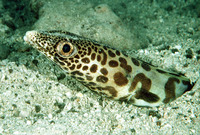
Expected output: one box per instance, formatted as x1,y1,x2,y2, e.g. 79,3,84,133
24,30,194,107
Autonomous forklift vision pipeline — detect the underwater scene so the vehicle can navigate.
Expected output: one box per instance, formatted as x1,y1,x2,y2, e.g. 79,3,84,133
0,0,200,134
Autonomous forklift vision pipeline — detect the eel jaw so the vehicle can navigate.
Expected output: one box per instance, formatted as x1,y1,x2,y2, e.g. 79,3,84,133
24,30,38,46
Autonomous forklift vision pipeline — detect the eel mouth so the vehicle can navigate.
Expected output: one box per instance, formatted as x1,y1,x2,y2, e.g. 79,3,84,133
24,30,47,51
24,30,38,46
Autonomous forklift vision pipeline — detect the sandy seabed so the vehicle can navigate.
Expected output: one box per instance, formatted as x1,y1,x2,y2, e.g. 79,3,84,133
0,0,200,134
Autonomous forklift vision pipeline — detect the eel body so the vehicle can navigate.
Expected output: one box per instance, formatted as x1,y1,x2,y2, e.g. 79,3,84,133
24,30,194,107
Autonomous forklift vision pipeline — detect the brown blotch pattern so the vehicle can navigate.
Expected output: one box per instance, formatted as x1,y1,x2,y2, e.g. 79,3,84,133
128,73,159,102
113,72,128,86
94,46,98,52
77,46,81,50
103,46,107,50
81,57,90,63
163,77,180,103
76,77,84,81
78,51,82,54
118,95,130,101
134,88,160,103
57,54,65,61
82,66,88,71
109,60,119,67
98,48,103,54
59,61,65,66
119,57,132,73
97,55,101,62
63,67,69,71
91,53,96,60
182,80,193,92
69,64,75,70
96,75,108,83
141,62,151,71
77,64,82,69
101,51,107,65
108,50,116,57
129,73,152,92
65,61,71,66
182,80,190,85
69,58,74,62
86,75,93,81
102,86,117,97
54,54,61,61
88,47,92,55
88,82,97,86
116,50,120,56
131,58,140,66
100,68,108,75
90,64,98,73
71,71,84,76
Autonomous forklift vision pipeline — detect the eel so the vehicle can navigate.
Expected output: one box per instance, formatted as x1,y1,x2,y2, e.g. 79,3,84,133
24,30,195,107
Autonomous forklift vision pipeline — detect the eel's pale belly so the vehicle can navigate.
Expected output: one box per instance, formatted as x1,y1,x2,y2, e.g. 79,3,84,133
24,30,195,107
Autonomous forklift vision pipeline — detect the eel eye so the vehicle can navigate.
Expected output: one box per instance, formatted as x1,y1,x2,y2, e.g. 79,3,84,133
63,44,70,53
56,41,75,57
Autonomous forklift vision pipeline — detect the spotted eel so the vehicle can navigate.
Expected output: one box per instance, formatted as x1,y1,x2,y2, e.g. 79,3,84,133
24,30,194,107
